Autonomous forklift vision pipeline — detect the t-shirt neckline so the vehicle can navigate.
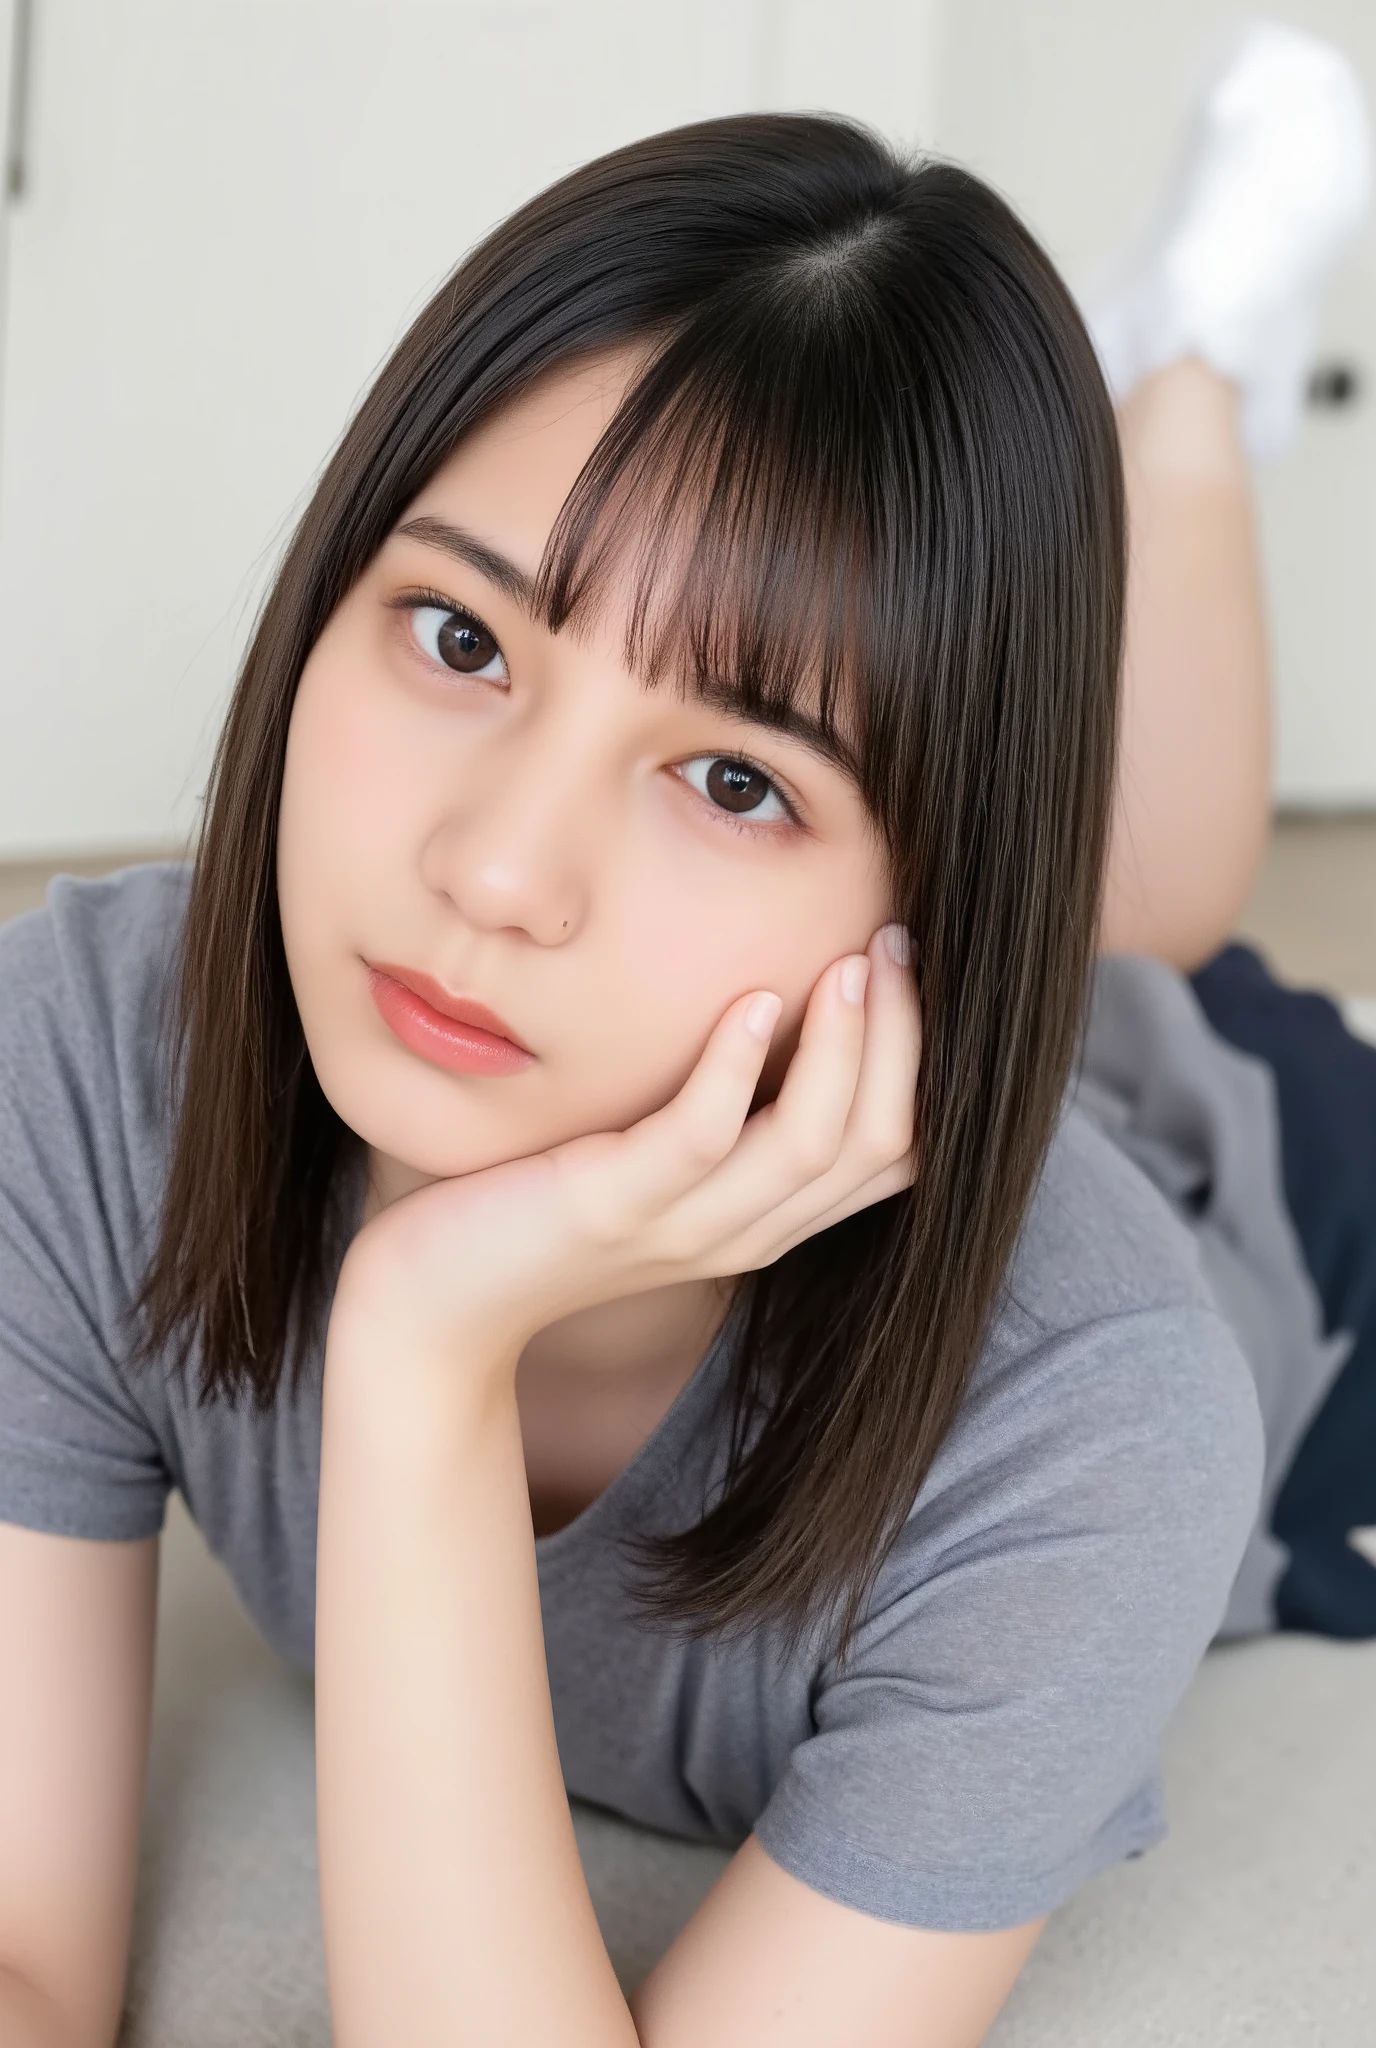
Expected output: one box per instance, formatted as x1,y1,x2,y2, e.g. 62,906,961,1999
531,1293,744,1568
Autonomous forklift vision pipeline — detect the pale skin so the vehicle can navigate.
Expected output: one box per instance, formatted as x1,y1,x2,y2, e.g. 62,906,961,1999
0,350,1272,2048
1100,353,1273,967
288,345,1272,2045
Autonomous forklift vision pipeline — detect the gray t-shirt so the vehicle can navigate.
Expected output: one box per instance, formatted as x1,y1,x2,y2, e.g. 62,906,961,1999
0,862,1279,1931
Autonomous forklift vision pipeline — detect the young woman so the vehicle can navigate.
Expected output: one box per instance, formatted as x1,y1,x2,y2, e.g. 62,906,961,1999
0,31,1368,2048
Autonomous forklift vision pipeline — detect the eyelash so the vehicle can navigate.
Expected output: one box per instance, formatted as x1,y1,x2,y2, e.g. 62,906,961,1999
396,585,488,626
389,585,805,834
392,587,506,680
675,756,803,835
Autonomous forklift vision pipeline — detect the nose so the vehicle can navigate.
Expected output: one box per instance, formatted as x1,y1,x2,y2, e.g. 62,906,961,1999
420,712,592,945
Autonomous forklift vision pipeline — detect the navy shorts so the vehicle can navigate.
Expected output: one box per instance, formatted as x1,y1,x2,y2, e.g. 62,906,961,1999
1190,942,1376,1639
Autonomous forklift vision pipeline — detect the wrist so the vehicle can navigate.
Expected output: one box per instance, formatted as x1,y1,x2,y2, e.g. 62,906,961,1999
325,1248,525,1417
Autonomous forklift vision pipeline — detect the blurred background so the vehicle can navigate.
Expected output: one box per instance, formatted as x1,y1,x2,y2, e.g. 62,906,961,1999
1,0,1373,992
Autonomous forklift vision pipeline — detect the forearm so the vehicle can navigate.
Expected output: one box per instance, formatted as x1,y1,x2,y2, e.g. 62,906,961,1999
0,1966,80,2048
1099,357,1273,970
314,1326,640,2048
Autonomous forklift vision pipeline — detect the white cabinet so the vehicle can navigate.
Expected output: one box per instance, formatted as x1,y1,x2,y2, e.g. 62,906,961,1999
0,0,937,858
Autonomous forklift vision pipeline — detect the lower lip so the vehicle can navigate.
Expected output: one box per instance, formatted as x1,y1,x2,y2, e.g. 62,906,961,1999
367,968,535,1076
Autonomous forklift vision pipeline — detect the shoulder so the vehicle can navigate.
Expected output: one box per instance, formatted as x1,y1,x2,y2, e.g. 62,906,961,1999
0,864,190,1539
0,859,192,1052
0,860,193,1275
950,1102,1265,1567
1005,1096,1218,1329
0,862,191,1122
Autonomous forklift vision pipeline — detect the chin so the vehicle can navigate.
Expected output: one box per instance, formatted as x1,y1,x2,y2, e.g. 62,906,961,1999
318,1014,692,1178
343,1097,540,1181
326,1080,587,1184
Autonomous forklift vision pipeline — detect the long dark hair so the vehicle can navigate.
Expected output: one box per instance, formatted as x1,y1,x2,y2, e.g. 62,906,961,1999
130,113,1124,1665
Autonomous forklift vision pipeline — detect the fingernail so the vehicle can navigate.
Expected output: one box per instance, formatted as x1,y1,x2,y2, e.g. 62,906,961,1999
840,955,870,1006
881,923,912,966
745,992,783,1043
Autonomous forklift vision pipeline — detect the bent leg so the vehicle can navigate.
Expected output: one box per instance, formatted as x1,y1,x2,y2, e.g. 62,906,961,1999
1099,358,1273,971
1091,25,1371,969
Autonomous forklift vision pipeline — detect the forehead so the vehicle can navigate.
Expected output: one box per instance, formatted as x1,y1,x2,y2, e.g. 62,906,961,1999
413,350,647,559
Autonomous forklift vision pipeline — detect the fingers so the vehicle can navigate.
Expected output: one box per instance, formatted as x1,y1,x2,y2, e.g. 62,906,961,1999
640,951,866,1249
840,922,923,1183
708,923,920,1263
752,950,874,1180
558,919,920,1279
760,1155,915,1262
568,987,784,1236
642,923,920,1269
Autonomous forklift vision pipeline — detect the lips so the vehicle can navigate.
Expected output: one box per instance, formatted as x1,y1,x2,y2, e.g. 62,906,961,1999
366,961,534,1076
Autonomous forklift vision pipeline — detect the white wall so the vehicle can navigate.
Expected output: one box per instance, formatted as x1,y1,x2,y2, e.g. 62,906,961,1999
935,0,1376,807
0,0,941,860
2,0,1374,856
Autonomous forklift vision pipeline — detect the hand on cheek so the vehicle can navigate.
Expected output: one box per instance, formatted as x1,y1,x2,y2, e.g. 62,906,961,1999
328,923,922,1384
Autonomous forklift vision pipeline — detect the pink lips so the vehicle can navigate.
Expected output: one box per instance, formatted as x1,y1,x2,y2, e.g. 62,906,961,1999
366,962,535,1077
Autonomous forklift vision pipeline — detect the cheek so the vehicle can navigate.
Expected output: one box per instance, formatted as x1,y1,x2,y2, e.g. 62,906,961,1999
278,643,437,940
578,862,836,1128
282,654,394,868
564,893,731,1126
277,644,432,1087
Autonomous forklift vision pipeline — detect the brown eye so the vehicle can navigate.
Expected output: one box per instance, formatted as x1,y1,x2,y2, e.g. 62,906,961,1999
410,604,508,681
679,754,791,825
437,613,498,672
706,759,772,812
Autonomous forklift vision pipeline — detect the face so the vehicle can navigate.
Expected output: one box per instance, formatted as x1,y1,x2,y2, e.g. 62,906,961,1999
277,350,894,1208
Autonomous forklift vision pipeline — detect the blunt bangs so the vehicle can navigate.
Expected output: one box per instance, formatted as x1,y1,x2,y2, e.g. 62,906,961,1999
532,261,895,799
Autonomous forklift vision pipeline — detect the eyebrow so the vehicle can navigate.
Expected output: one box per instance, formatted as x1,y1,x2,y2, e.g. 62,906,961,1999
395,513,863,788
397,515,537,611
692,680,863,787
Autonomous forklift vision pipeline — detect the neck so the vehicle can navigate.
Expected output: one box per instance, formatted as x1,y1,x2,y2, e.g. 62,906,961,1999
515,1276,736,1395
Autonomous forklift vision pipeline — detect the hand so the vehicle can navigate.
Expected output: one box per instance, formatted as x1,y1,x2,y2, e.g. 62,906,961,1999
329,923,921,1377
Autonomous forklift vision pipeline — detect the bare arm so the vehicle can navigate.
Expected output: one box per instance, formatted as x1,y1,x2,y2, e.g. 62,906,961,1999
1100,357,1273,971
0,1522,159,2048
0,1967,79,2048
315,1332,1047,2048
315,1335,640,2048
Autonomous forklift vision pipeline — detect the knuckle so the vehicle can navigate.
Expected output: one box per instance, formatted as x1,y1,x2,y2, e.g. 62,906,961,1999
681,1122,732,1174
861,1107,915,1169
730,1229,786,1271
786,1124,843,1182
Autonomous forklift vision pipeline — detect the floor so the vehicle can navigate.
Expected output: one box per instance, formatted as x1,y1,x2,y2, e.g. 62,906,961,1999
2,817,1373,999
1233,814,1376,1003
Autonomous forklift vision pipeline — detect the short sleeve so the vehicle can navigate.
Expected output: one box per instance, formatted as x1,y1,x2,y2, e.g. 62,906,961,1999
0,892,171,1541
752,1303,1264,1931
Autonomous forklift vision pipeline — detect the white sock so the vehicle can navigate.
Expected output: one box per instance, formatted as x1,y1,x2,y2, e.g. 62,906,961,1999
1086,21,1373,460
